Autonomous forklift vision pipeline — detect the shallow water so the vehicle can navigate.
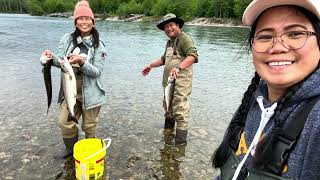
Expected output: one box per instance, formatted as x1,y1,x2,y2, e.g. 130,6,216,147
0,14,253,179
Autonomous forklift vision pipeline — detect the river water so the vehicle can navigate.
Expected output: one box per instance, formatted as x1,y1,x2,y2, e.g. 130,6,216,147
0,14,253,180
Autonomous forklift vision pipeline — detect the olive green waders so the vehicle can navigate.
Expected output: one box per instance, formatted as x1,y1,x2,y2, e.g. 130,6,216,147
162,39,193,144
55,71,101,159
58,72,101,139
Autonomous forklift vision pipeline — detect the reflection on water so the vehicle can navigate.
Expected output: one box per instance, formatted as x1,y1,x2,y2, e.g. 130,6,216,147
0,14,252,179
159,129,186,180
60,157,75,180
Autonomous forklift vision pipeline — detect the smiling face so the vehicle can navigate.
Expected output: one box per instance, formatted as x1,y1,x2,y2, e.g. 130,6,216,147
252,6,320,101
75,16,94,37
163,21,181,39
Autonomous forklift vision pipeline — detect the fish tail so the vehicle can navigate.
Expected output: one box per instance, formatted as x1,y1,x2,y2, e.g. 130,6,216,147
67,113,78,124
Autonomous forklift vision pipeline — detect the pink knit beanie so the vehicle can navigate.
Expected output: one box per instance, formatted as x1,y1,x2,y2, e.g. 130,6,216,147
73,0,95,24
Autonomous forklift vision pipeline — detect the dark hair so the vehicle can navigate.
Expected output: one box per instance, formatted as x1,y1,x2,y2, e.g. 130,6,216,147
71,27,100,49
212,5,320,173
212,72,261,168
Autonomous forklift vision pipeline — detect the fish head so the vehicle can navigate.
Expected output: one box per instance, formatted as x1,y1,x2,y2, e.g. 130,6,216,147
167,76,175,84
59,56,72,73
40,55,50,65
72,47,80,55
79,53,88,60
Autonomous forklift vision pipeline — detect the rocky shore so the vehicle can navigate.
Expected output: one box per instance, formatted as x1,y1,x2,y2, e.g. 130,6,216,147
185,17,246,28
47,13,247,27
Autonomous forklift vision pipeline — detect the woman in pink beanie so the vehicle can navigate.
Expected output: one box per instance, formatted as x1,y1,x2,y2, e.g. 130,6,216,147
74,0,95,24
40,0,107,159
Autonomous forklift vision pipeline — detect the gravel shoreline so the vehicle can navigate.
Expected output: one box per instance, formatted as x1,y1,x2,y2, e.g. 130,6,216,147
47,13,248,28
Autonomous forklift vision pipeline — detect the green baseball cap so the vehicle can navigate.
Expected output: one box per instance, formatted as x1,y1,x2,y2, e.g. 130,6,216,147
157,13,184,30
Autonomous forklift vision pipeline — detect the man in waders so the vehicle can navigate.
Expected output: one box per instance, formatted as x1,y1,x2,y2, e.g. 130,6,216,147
141,13,198,145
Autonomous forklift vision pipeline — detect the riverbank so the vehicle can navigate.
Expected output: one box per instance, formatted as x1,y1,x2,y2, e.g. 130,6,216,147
186,17,246,28
47,13,247,28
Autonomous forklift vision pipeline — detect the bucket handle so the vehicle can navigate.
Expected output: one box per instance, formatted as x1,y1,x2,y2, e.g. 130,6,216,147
103,138,112,149
83,138,112,161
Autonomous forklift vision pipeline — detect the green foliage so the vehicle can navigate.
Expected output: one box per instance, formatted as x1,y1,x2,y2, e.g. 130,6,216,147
25,0,44,15
194,0,209,17
91,0,127,15
0,0,253,21
0,0,25,13
90,0,106,14
141,0,154,15
174,0,197,20
234,0,252,18
150,0,172,16
207,0,234,18
117,0,143,16
43,0,69,13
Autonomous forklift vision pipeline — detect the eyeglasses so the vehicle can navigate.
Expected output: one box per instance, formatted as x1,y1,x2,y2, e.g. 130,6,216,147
77,16,92,22
251,31,317,53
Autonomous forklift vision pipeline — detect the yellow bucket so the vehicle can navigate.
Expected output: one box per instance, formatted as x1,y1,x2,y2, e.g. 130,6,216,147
73,138,111,180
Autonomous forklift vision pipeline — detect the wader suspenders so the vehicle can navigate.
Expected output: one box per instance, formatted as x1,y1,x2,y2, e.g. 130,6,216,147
173,38,179,55
265,96,320,175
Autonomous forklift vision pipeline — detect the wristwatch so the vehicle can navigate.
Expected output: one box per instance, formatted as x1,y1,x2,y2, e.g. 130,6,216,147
175,64,182,71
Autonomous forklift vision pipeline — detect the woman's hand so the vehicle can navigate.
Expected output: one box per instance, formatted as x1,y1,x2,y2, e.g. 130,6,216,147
40,49,53,65
42,49,53,59
68,55,85,66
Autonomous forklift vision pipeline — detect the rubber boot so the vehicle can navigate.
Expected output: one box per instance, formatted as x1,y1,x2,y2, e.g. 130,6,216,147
164,117,175,129
54,135,78,159
175,129,187,145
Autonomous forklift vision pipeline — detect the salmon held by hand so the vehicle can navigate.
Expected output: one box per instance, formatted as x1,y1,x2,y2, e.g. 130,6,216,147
60,56,78,123
164,76,175,113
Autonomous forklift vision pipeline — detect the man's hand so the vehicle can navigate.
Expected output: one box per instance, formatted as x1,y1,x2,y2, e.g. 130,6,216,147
141,64,152,76
169,66,180,79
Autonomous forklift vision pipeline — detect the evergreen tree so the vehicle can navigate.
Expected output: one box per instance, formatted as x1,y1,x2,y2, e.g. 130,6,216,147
0,0,253,22
234,0,252,18
25,0,44,15
117,0,143,16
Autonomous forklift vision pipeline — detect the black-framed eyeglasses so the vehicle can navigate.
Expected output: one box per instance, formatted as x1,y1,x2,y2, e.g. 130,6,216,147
251,31,317,53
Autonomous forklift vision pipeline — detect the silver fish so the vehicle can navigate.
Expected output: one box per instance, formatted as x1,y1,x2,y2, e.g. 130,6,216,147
164,76,175,112
60,56,78,123
40,55,52,114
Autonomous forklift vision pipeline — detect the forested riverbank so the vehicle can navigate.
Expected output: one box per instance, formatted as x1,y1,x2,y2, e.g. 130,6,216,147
0,0,251,25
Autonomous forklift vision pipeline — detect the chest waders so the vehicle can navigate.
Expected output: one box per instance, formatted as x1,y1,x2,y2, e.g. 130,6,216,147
162,38,193,130
219,97,320,180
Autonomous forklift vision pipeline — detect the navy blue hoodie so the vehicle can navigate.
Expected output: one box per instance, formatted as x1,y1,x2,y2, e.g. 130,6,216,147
236,69,320,179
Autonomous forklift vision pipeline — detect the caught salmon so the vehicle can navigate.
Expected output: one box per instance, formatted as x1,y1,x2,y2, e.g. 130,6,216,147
164,76,175,112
